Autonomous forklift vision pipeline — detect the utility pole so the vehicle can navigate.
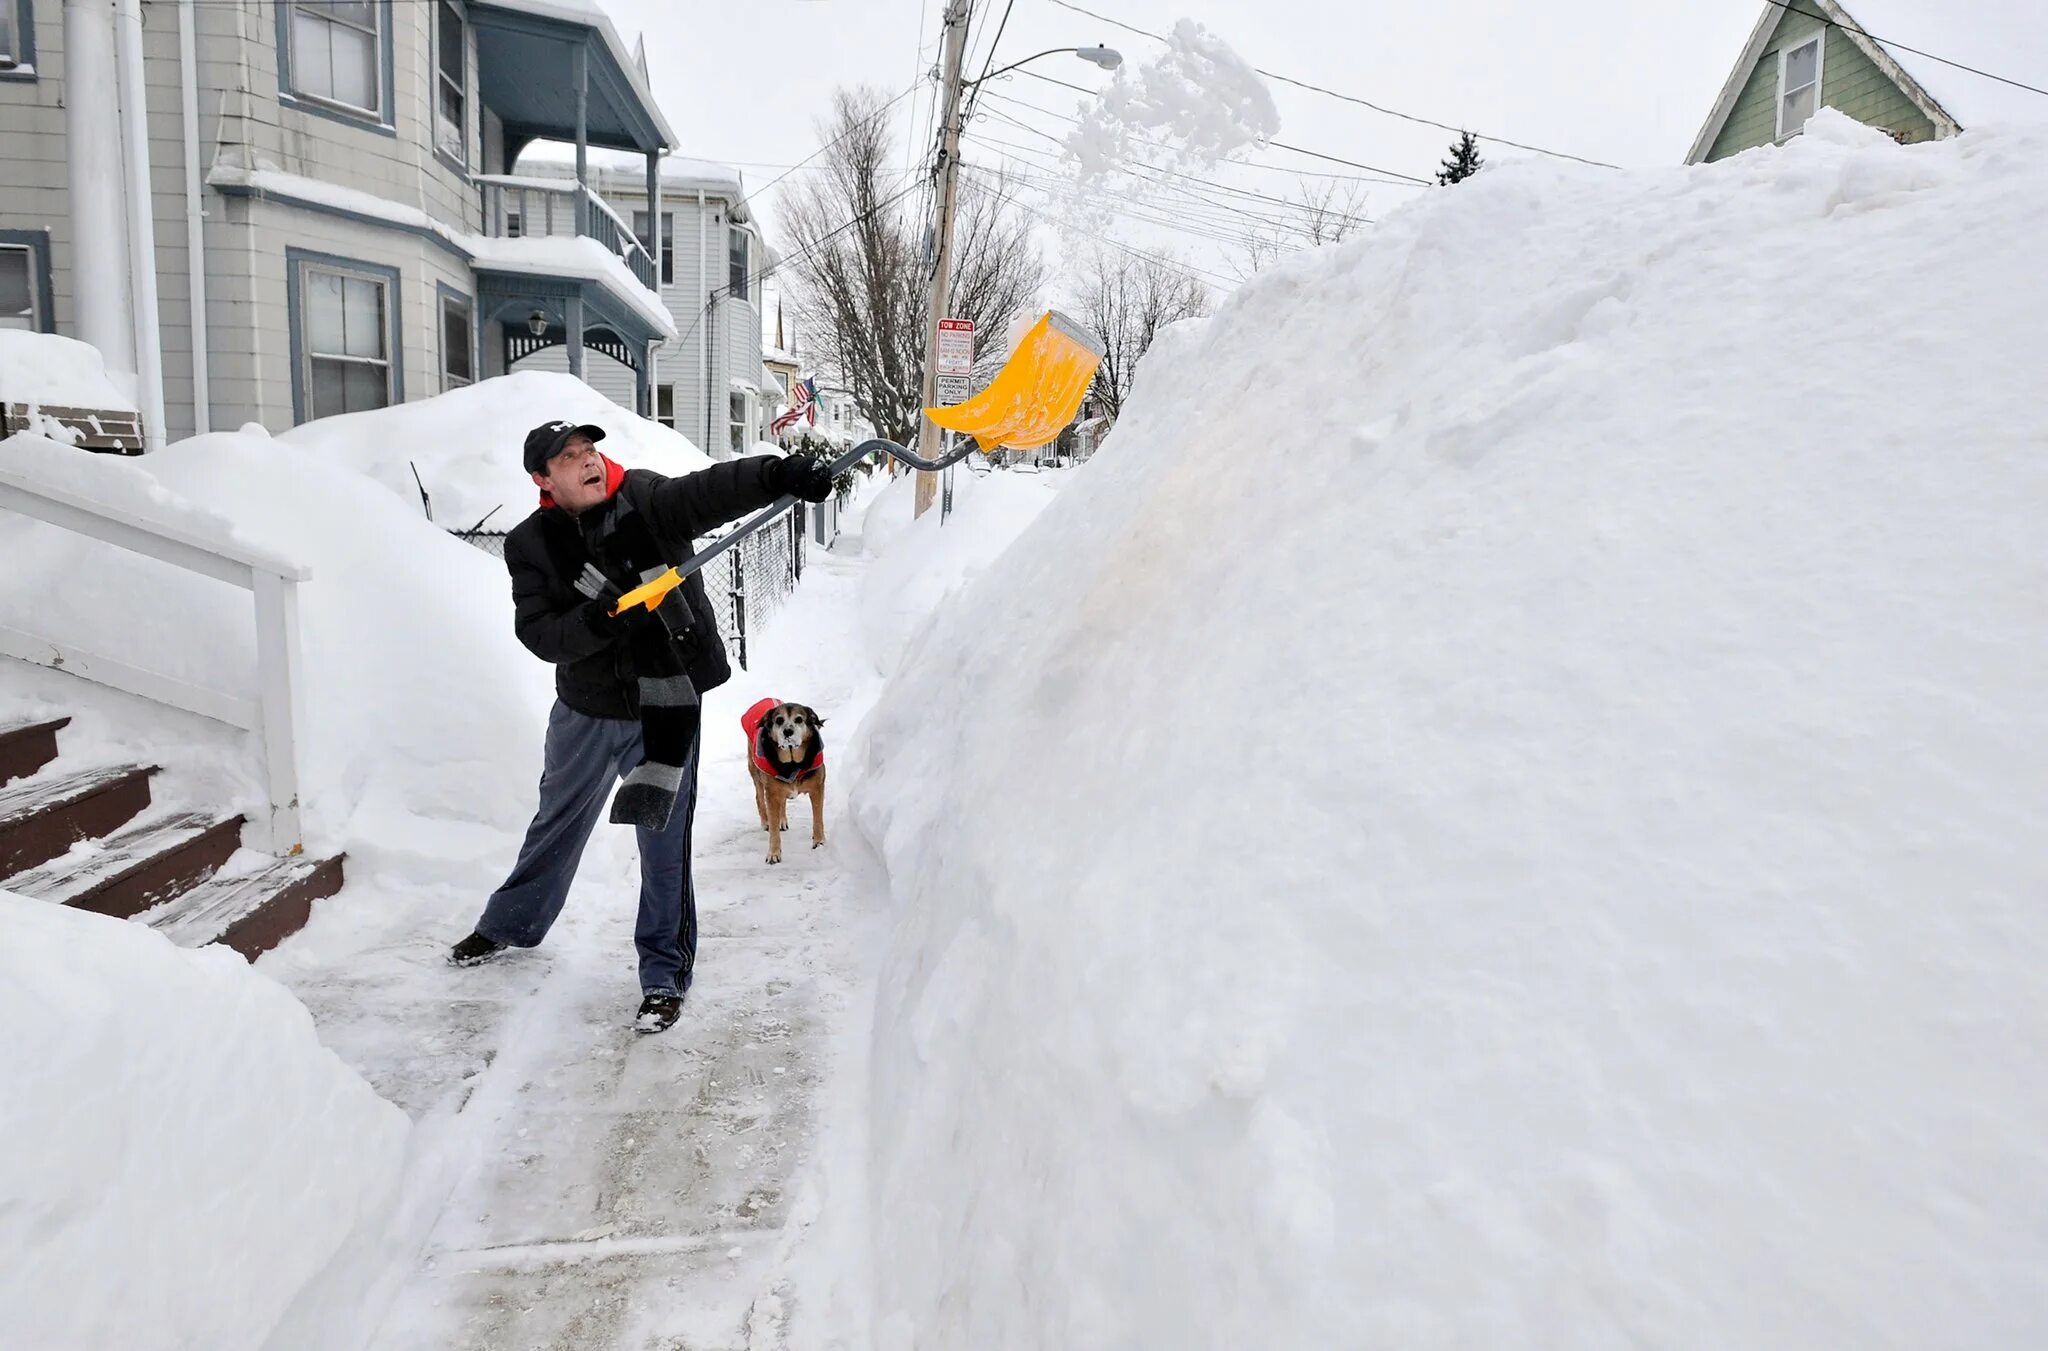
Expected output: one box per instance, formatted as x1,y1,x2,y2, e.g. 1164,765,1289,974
914,0,972,519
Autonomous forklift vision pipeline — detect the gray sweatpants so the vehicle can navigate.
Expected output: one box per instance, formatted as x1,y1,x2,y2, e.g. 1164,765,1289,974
476,700,701,996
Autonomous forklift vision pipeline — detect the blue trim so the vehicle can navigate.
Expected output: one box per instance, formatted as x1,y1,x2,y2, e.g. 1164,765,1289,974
276,0,398,138
435,279,477,391
285,248,405,426
212,180,474,264
0,228,54,333
0,0,36,82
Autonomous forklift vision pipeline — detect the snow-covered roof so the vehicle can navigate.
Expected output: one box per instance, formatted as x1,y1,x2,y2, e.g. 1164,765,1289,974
516,148,749,201
1689,0,2048,161
763,346,799,368
466,0,676,148
206,164,676,340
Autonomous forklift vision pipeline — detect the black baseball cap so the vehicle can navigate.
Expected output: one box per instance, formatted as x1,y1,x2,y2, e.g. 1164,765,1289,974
522,420,606,474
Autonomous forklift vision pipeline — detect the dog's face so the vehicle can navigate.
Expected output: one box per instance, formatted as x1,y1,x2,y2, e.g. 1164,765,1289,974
764,703,823,763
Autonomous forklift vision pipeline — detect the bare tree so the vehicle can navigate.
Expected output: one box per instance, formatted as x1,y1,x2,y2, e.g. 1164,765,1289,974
780,86,1044,445
1234,176,1371,276
1072,247,1211,423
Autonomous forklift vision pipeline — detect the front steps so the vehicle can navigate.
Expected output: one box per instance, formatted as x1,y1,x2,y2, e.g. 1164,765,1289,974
0,716,343,959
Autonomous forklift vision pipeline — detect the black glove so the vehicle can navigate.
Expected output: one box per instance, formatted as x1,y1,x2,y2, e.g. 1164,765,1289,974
769,455,835,503
573,563,652,635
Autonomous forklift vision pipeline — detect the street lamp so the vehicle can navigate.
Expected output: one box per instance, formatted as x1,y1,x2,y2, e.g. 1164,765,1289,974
913,19,1124,517
970,45,1123,88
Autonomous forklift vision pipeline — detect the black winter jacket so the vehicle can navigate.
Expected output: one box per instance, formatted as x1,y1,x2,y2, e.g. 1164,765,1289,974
503,458,784,719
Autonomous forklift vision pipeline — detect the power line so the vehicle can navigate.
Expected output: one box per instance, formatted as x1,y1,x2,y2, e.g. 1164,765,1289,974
961,162,1241,286
1011,68,1427,188
978,79,1432,186
966,0,1023,121
748,81,923,203
1039,0,1622,170
967,125,1366,236
977,85,1424,196
677,178,925,350
1756,0,2048,99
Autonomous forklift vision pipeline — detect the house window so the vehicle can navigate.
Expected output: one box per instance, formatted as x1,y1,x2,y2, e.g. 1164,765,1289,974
727,229,749,300
1777,34,1823,139
633,210,675,285
1,1,23,71
288,1,383,117
0,246,37,331
504,210,522,238
728,391,749,452
440,291,472,391
656,385,675,429
302,264,392,418
433,1,465,164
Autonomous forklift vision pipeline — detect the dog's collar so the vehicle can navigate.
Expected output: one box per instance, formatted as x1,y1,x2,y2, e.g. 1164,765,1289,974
754,730,822,783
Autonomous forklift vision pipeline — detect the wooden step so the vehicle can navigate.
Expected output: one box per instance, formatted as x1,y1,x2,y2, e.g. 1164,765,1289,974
149,852,345,959
7,810,246,918
0,764,157,881
0,717,71,787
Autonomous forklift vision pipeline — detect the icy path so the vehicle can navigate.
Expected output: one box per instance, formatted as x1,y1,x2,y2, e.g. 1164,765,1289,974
275,506,887,1350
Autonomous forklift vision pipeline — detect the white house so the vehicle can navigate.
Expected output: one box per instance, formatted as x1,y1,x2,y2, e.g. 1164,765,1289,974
507,154,772,459
0,0,676,448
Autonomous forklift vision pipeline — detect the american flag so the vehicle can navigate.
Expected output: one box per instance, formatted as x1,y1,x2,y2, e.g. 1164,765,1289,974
771,377,817,435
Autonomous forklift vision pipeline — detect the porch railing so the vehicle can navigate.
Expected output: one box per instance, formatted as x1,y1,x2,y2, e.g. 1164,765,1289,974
0,460,311,855
475,174,659,293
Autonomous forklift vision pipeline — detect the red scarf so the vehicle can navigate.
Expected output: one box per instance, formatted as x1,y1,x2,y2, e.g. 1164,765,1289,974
538,453,627,509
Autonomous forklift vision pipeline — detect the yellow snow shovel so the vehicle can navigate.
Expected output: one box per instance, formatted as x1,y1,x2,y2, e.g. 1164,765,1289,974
612,569,682,616
925,311,1104,452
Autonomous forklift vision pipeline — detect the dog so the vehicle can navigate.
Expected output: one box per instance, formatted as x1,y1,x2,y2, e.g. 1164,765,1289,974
741,698,825,864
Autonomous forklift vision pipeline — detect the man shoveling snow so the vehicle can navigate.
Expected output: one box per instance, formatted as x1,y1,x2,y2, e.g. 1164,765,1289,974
446,420,834,1032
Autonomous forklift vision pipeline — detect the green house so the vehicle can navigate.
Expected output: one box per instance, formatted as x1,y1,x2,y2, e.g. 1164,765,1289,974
1686,0,2045,164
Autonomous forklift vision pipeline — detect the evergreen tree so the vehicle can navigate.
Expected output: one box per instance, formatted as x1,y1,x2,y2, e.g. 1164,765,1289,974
1437,131,1484,186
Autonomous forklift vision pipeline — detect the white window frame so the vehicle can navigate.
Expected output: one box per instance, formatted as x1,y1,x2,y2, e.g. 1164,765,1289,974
287,1,386,120
728,390,752,453
0,244,39,331
727,228,750,301
440,292,473,391
433,0,466,166
656,384,676,429
1,1,23,71
301,262,393,419
633,209,675,285
1775,33,1825,141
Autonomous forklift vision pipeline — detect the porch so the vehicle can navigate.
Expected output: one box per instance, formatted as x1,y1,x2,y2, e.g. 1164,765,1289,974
467,0,675,409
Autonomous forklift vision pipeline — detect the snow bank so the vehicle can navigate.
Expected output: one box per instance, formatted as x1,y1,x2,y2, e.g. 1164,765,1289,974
857,467,1069,675
0,891,407,1349
276,369,711,532
849,114,2048,1347
0,329,137,408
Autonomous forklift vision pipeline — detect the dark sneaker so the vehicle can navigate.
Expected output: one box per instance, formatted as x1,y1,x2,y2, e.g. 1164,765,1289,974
635,992,683,1034
447,931,508,967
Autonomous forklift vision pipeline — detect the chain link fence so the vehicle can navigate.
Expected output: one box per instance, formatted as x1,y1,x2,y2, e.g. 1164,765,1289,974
450,505,807,671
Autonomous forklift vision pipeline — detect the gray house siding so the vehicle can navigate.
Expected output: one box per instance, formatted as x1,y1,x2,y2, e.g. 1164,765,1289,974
0,0,485,440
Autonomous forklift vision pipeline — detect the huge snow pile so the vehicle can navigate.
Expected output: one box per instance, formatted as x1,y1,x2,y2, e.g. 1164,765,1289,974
277,369,711,532
857,466,1070,674
847,114,2048,1347
0,892,407,1349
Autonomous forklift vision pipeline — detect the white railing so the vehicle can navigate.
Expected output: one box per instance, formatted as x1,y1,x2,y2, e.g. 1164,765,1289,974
0,464,310,855
474,173,660,292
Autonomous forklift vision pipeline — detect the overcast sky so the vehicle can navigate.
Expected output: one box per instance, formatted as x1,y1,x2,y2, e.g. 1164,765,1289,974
585,0,2044,302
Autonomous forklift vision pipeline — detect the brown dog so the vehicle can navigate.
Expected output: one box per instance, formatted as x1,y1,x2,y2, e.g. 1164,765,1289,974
741,699,825,864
